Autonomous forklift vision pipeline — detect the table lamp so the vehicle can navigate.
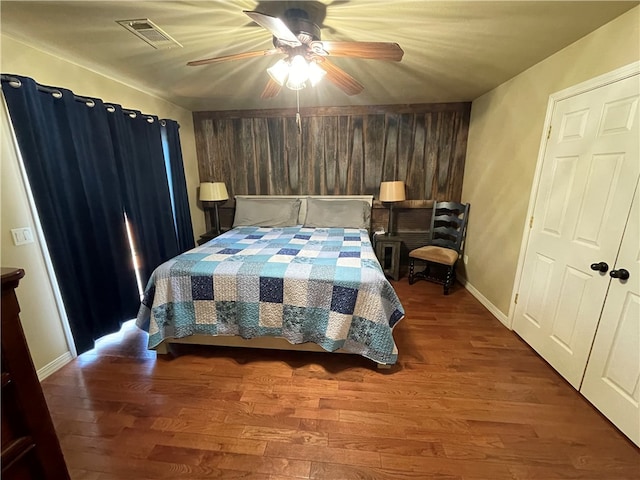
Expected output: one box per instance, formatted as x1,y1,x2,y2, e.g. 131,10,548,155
199,182,228,235
379,181,406,235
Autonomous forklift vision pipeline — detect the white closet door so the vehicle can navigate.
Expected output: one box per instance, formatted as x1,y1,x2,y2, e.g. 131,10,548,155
581,183,639,446
513,73,639,388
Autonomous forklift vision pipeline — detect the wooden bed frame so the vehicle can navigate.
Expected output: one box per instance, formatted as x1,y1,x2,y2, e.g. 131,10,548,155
153,194,394,368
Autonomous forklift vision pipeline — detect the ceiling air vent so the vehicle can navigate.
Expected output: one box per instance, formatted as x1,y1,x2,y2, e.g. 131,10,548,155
117,18,182,49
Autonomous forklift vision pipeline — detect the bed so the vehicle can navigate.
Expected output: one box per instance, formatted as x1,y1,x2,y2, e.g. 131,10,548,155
135,195,405,366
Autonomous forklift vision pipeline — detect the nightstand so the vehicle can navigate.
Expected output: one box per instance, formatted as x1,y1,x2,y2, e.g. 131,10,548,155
197,229,228,245
375,234,402,281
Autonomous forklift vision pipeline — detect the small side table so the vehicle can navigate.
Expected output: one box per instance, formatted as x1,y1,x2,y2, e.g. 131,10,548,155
375,234,402,281
197,228,228,245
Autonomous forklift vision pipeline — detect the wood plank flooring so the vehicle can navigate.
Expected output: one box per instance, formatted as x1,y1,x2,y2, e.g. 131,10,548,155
41,279,639,479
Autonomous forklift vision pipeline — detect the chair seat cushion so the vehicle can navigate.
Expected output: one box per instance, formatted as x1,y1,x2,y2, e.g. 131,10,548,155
409,245,459,266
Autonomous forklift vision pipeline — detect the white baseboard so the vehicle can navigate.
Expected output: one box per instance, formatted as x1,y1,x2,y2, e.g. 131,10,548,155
458,276,510,329
37,351,73,381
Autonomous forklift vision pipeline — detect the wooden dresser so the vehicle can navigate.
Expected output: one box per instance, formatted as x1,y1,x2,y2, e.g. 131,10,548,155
1,268,70,479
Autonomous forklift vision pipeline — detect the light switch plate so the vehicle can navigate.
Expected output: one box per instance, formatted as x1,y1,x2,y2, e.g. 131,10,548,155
11,227,34,246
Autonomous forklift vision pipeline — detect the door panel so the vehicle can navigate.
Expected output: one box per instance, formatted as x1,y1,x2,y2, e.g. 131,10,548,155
522,254,555,328
603,293,639,396
550,266,589,353
513,73,639,388
542,156,578,236
558,108,589,140
581,185,640,446
599,95,638,136
573,153,623,246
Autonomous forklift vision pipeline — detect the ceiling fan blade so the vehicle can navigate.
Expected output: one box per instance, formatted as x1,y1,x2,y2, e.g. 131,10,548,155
312,41,404,61
187,48,282,66
243,10,301,47
261,78,282,99
317,60,364,96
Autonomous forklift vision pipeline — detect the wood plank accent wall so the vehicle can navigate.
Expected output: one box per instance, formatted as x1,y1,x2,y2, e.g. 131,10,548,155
193,102,470,231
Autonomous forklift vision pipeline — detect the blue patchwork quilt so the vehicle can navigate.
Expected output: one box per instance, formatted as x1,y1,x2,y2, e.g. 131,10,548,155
136,226,405,364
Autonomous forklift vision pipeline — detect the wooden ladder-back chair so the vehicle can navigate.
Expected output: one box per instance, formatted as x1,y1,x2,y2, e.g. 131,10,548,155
408,201,470,294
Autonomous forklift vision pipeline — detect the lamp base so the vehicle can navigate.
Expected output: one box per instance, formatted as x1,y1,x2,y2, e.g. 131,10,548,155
214,202,221,235
387,203,396,236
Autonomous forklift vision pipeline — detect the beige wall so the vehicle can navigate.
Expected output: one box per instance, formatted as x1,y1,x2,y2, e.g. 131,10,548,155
1,35,205,372
461,7,640,318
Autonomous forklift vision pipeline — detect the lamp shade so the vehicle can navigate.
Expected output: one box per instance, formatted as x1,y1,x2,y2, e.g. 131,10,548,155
199,182,228,202
379,181,406,202
267,59,289,86
308,61,326,86
286,55,308,91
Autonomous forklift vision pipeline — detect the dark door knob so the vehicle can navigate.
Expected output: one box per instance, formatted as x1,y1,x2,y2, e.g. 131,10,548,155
590,262,609,273
610,269,630,280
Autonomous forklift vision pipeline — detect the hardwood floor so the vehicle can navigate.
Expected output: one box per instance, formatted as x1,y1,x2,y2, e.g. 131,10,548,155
41,279,639,479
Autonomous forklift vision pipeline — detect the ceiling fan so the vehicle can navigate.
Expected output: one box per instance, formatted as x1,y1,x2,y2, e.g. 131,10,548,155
187,8,404,99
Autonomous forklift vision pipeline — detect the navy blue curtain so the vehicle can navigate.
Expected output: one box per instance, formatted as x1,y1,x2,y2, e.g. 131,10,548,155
105,106,179,285
2,74,188,354
163,119,195,252
2,76,140,353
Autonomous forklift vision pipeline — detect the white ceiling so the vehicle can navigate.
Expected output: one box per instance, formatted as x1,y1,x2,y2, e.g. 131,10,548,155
1,1,637,112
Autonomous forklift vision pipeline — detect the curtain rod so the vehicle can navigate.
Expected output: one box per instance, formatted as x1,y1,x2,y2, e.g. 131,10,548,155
1,74,172,126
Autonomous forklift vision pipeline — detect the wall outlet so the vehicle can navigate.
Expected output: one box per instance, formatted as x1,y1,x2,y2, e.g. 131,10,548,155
11,227,34,246
463,254,469,265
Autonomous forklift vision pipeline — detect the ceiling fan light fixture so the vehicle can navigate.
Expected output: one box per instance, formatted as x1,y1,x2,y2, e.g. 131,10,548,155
286,55,309,90
285,77,306,91
267,59,289,86
308,61,326,87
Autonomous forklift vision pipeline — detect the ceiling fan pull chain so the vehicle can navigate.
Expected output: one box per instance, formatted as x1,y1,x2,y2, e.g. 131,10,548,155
296,89,302,135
